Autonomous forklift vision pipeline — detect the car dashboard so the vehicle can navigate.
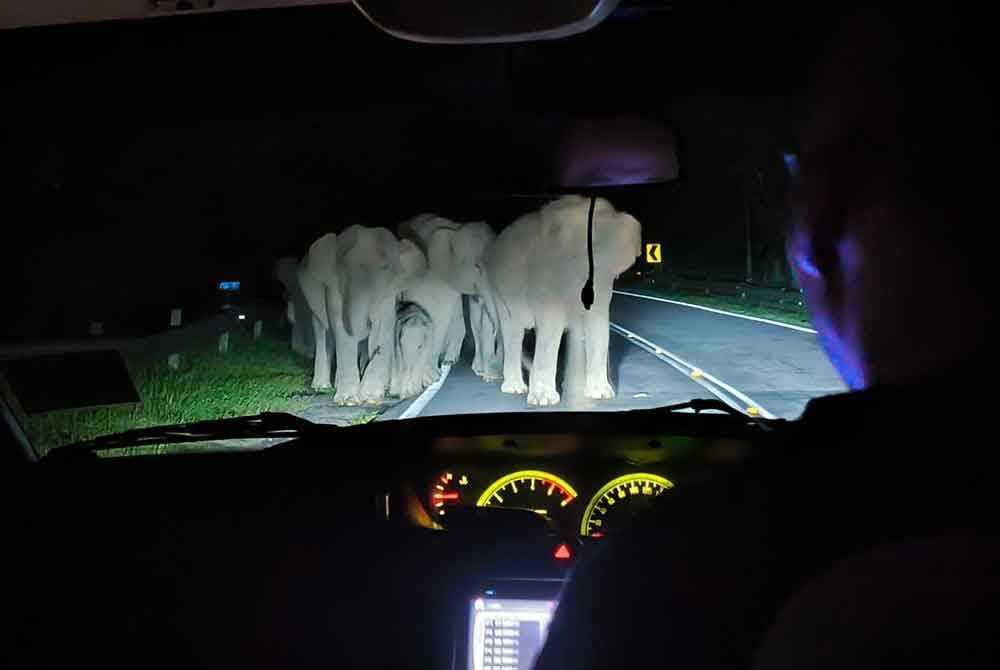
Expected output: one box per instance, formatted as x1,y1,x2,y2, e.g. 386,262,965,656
15,411,766,670
406,431,751,539
391,428,756,670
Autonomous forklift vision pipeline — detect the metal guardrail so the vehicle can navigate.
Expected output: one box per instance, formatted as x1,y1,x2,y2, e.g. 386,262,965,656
0,308,276,364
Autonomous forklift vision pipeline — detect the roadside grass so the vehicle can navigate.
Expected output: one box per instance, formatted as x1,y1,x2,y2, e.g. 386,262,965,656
28,332,316,458
617,283,814,328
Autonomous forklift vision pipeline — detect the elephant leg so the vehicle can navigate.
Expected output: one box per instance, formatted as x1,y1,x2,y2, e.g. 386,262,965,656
398,321,434,398
417,300,452,387
389,315,409,399
527,319,564,406
359,349,389,403
292,319,312,358
481,300,503,381
391,353,417,399
332,318,361,405
359,300,395,404
470,296,501,379
499,312,528,395
310,313,332,389
469,297,486,375
300,296,317,357
583,308,615,400
443,296,466,365
563,328,587,398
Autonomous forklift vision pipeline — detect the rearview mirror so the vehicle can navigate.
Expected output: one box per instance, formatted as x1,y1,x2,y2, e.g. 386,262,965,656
555,114,679,189
353,0,621,44
394,111,680,196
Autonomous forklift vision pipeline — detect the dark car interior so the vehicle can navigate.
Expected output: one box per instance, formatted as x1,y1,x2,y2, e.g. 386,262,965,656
4,2,999,670
11,408,764,668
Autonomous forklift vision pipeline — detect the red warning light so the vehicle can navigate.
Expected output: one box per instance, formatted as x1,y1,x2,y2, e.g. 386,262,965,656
553,543,572,560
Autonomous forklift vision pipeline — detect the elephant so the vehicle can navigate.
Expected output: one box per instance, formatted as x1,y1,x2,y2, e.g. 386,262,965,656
298,225,427,405
395,272,462,390
484,195,642,406
397,215,501,382
389,301,434,399
273,256,317,359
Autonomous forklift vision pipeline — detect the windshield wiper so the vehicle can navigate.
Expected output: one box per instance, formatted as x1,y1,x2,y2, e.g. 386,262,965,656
46,412,330,458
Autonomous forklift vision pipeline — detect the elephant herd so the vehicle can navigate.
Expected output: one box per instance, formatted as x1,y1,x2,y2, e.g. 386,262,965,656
274,195,642,407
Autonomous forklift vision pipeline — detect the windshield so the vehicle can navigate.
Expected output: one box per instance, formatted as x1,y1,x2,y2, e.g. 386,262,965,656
0,4,845,457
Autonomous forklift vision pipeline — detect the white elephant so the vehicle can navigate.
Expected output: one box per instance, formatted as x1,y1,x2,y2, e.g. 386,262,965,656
397,215,500,381
389,301,435,399
484,195,641,406
298,225,426,405
395,272,462,390
274,256,317,359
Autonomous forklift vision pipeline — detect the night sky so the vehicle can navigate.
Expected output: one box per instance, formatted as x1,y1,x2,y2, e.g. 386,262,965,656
1,3,833,339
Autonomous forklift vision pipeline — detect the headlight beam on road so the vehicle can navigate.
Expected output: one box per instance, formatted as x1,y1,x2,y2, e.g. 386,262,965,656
609,322,777,420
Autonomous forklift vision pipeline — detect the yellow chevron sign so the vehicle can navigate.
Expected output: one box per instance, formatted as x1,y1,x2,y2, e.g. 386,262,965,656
645,243,662,264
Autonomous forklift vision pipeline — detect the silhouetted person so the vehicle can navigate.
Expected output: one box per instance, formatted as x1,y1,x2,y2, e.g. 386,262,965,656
535,8,997,670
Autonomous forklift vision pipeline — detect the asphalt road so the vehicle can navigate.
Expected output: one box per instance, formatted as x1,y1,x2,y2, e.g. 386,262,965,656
380,293,846,421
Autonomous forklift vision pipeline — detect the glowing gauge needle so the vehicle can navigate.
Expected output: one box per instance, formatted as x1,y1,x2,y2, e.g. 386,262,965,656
475,470,579,513
431,472,469,516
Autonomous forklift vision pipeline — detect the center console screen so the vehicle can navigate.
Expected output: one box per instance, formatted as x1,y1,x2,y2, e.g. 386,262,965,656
467,596,556,670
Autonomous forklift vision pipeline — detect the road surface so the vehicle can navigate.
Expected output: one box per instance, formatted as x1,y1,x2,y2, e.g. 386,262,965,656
380,292,846,422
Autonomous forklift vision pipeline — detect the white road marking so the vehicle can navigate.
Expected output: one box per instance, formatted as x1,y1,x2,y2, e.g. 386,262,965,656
398,364,453,420
613,289,818,334
609,322,777,419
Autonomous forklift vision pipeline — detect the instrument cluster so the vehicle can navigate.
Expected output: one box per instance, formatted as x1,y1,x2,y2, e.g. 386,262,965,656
425,466,675,537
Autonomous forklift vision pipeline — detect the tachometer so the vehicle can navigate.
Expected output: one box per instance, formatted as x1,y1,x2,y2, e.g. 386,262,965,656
476,470,578,517
580,473,674,536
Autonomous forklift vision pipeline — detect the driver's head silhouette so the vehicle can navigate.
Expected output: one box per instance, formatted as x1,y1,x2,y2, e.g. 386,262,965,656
788,8,993,389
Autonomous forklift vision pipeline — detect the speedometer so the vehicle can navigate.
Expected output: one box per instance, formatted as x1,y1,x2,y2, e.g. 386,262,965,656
580,473,674,536
476,470,578,517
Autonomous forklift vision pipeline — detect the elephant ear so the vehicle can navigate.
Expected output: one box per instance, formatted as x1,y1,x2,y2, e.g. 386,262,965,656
274,257,299,289
456,222,496,294
425,227,455,275
396,214,437,252
398,238,427,278
340,227,400,338
621,212,643,265
339,227,375,338
465,222,496,258
299,233,337,329
368,229,410,353
303,234,338,285
597,210,643,275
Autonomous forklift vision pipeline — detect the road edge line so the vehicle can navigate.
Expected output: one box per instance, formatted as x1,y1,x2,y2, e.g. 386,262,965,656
610,322,777,419
398,364,453,420
614,289,817,334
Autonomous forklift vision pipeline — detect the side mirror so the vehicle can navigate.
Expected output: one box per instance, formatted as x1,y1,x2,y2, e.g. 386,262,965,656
353,0,621,44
